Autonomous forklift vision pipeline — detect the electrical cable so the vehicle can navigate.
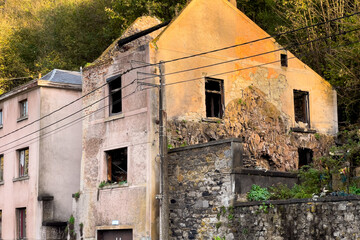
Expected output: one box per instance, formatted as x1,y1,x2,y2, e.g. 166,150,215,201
137,27,360,81
1,12,359,140
137,11,360,68
0,87,139,153
2,39,357,152
0,67,139,140
0,79,137,149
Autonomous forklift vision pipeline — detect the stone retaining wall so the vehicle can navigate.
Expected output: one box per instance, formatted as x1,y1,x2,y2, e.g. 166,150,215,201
228,197,360,240
168,139,360,240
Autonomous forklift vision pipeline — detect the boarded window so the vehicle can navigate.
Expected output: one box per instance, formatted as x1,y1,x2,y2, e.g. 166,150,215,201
281,54,288,67
298,148,313,168
19,100,28,118
294,90,310,126
17,208,26,239
205,78,224,118
106,148,127,183
18,148,29,177
0,154,3,182
109,77,122,114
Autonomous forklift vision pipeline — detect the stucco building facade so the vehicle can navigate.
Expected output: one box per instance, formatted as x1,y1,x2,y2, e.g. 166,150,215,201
77,0,338,239
0,69,82,239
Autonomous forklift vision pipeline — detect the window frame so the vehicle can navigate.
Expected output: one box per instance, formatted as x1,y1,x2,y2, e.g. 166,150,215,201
16,208,26,240
205,77,224,119
17,148,29,178
281,53,288,67
0,154,3,182
107,76,123,116
105,147,128,184
293,90,310,127
19,99,28,119
0,109,3,127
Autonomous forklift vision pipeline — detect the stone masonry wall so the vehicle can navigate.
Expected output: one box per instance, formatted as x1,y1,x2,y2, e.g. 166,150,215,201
168,140,238,240
224,197,360,240
168,86,334,171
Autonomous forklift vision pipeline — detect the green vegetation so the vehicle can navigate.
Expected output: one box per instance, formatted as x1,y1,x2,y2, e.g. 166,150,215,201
0,0,359,125
247,184,270,201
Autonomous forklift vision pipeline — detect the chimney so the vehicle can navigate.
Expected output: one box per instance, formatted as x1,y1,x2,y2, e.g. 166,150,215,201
228,0,237,7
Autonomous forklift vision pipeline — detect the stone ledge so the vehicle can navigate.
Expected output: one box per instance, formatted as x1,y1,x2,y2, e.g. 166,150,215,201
13,176,29,182
233,168,298,178
291,127,316,134
42,221,67,227
168,138,242,153
235,196,360,207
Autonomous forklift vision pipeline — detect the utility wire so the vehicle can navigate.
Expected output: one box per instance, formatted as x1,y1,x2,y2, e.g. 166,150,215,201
138,27,360,81
1,12,359,140
4,39,357,153
0,87,139,153
0,80,137,150
0,76,34,81
0,67,140,140
136,11,360,68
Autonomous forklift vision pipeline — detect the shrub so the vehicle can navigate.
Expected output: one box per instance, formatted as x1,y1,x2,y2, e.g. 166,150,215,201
247,184,270,201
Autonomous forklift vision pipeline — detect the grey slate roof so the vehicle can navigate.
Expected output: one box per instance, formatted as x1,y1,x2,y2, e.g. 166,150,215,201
41,69,82,85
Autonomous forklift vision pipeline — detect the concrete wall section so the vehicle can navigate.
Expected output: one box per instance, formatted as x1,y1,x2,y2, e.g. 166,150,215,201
0,88,42,239
154,0,338,136
38,86,82,222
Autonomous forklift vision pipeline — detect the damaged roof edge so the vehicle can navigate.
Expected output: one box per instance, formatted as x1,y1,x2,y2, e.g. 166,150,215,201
117,20,170,48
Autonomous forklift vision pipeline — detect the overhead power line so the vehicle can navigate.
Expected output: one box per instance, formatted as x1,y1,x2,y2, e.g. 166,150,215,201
0,86,139,153
137,27,360,83
1,12,358,141
137,11,360,68
0,79,137,150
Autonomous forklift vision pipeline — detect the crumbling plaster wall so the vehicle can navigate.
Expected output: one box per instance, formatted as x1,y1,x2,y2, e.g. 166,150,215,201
168,86,334,171
78,41,160,240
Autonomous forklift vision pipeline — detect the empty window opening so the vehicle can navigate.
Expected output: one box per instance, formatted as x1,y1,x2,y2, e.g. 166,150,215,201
294,90,310,126
17,208,26,240
298,148,313,168
205,78,224,118
0,154,3,182
106,148,127,183
19,100,28,118
281,54,288,67
18,148,29,177
109,77,122,114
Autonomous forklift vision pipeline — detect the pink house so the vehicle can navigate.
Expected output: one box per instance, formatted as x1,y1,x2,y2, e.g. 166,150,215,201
0,69,82,239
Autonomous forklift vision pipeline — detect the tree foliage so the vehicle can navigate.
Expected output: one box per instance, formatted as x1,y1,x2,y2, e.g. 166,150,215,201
0,0,359,124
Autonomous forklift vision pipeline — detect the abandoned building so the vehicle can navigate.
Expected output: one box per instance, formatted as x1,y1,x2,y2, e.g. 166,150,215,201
0,69,82,239
76,0,338,239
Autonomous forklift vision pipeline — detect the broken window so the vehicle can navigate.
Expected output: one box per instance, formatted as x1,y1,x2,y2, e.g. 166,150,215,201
0,154,3,182
281,54,288,67
294,90,310,126
298,148,313,168
106,148,127,183
205,78,224,118
19,100,28,119
16,208,26,240
108,77,122,115
18,148,29,177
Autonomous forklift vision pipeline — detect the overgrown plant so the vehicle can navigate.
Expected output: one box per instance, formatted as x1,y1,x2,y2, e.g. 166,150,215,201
247,184,270,201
